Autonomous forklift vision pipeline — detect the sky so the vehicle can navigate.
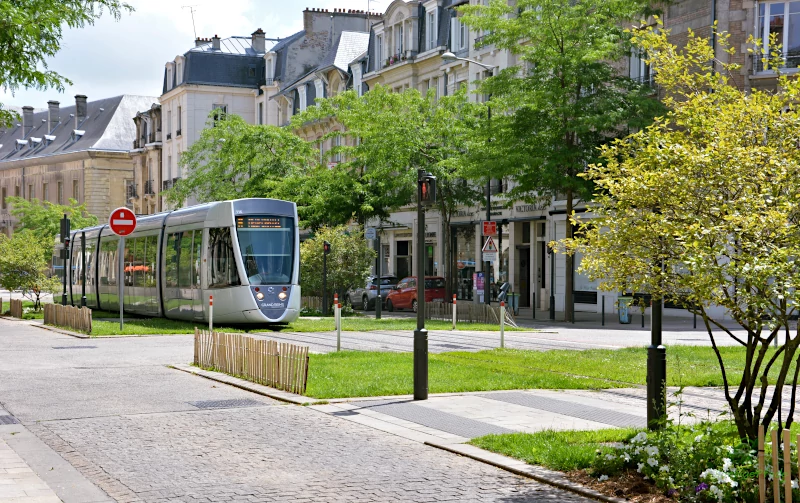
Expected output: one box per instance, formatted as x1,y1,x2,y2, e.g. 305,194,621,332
1,0,384,108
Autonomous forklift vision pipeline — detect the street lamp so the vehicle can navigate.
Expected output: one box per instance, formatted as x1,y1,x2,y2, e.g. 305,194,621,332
441,52,496,306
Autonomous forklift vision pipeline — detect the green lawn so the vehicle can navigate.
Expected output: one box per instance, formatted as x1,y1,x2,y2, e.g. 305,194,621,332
90,319,246,336
305,346,790,398
471,428,640,472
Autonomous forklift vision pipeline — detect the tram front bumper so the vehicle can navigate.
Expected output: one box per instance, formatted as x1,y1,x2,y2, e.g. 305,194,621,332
242,308,298,323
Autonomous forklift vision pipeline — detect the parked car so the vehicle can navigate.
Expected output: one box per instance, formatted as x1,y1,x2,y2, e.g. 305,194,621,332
385,276,447,313
346,275,399,311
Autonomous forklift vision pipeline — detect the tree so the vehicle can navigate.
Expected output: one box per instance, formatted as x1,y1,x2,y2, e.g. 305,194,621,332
292,86,484,292
459,0,662,321
0,231,60,310
300,226,376,299
0,0,132,127
165,112,316,206
562,24,800,441
7,197,98,258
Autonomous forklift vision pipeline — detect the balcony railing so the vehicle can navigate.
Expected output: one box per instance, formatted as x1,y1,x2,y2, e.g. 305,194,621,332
176,129,182,137
162,180,172,191
144,180,155,195
265,77,275,85
126,185,138,199
166,132,172,140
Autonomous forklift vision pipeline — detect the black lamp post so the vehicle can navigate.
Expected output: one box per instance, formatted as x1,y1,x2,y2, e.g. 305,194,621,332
415,169,437,401
322,240,331,315
441,51,496,306
59,214,70,306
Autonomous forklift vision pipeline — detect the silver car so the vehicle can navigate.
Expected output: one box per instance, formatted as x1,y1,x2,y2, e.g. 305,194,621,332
346,275,399,311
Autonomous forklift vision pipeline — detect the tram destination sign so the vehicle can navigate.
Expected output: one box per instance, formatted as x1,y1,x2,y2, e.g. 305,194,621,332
236,216,283,228
109,207,137,236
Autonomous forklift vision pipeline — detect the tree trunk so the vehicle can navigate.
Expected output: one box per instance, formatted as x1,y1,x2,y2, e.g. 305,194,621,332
565,188,574,323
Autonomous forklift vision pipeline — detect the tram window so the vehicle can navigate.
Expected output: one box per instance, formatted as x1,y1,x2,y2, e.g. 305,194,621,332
179,231,194,288
192,231,202,288
85,238,95,291
144,236,157,287
165,233,180,288
99,237,118,286
236,216,294,285
208,227,240,288
134,237,145,287
124,239,134,286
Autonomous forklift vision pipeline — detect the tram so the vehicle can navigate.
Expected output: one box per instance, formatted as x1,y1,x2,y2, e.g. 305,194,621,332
62,198,300,324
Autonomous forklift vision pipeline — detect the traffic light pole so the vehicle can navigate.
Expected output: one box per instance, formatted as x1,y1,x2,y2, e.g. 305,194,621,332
60,214,70,306
322,247,329,316
81,231,87,307
375,233,382,320
414,169,429,400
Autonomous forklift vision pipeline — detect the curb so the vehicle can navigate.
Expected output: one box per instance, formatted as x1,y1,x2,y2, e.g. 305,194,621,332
170,363,309,405
0,316,90,339
424,442,626,503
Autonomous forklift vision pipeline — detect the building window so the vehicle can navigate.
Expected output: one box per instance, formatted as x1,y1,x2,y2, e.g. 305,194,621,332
394,24,403,56
629,50,652,84
451,18,467,52
176,62,182,84
42,183,49,202
1,187,6,210
758,2,800,70
167,110,172,137
376,34,383,64
427,11,437,50
28,184,33,201
177,106,182,134
57,181,63,204
211,104,227,126
258,102,264,125
432,76,440,100
72,180,79,200
333,134,342,163
168,155,173,180
167,67,173,90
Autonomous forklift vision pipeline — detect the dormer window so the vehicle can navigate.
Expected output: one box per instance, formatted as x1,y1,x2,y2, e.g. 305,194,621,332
426,10,437,51
44,135,56,146
176,62,182,84
29,137,42,149
15,139,27,151
72,130,85,141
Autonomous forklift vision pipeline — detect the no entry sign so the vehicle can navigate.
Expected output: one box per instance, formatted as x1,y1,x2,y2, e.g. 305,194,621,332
109,207,137,236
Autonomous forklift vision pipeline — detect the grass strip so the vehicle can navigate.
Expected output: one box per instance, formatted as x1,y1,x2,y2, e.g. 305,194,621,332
305,346,792,398
470,429,639,472
277,318,524,333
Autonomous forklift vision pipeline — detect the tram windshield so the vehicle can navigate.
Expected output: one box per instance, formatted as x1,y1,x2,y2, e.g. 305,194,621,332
236,215,294,285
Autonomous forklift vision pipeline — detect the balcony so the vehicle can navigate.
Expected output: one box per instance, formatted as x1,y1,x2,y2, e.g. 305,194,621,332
176,129,182,137
265,77,275,86
126,185,138,199
162,180,172,191
144,180,156,195
384,51,414,68
166,133,172,140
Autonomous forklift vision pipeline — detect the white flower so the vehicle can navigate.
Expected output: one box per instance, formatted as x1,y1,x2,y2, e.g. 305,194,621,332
660,465,670,473
709,484,723,502
726,445,734,454
637,462,644,473
647,457,658,467
623,452,631,462
722,458,733,472
793,480,799,490
645,445,659,457
634,447,642,455
694,434,704,442
599,475,609,482
632,432,648,444
605,454,614,461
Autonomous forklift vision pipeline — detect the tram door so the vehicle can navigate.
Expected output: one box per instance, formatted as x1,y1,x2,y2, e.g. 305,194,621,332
166,230,203,320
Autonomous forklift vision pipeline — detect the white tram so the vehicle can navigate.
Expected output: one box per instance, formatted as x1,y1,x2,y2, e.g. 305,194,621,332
64,198,300,324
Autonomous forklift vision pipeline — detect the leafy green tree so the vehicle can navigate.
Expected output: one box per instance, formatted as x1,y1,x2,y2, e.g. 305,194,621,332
165,112,316,205
562,25,800,441
459,0,662,321
7,197,98,258
0,0,132,127
300,226,376,300
0,231,60,310
292,86,484,291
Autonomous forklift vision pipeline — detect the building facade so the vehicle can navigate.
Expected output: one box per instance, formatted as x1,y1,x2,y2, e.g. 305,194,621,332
129,104,163,215
0,94,158,234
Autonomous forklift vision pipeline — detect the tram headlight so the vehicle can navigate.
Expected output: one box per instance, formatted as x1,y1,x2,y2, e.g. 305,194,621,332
278,291,288,301
256,292,264,300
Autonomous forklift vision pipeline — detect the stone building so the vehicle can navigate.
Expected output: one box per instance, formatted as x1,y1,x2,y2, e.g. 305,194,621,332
129,104,163,215
0,94,158,234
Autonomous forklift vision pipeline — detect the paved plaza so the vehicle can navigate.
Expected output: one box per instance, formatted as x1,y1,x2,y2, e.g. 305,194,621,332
0,319,596,503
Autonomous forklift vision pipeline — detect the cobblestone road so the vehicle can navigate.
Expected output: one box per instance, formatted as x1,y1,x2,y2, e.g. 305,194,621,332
0,320,592,502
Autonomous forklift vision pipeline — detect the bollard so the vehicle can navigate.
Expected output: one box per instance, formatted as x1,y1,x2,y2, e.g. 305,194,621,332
452,294,457,330
693,311,697,329
336,302,342,351
532,292,536,320
209,295,213,332
602,296,605,326
500,301,505,348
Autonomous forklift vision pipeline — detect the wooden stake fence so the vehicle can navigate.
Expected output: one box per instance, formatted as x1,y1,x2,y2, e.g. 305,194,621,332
194,329,310,394
424,302,518,327
758,424,800,503
8,299,22,318
301,296,323,312
43,304,92,334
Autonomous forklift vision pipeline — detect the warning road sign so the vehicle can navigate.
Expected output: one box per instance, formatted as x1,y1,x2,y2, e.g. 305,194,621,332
482,236,498,263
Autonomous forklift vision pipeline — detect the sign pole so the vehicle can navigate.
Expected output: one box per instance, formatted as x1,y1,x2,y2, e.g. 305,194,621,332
108,207,137,333
119,238,124,332
209,295,214,332
375,232,382,320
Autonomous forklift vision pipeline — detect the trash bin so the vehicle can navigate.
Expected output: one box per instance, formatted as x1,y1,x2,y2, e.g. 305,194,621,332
507,293,520,316
618,296,633,324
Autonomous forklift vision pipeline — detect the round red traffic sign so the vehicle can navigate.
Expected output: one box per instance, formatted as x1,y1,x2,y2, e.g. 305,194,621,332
109,207,137,236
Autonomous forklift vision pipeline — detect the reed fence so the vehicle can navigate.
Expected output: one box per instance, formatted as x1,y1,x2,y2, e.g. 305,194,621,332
43,303,92,333
194,329,310,394
8,299,22,318
301,296,323,312
424,301,517,327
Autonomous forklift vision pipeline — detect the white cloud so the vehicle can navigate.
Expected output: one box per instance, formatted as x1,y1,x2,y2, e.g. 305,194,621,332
1,0,380,108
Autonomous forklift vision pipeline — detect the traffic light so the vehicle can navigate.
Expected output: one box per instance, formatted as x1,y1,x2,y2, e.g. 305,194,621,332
323,240,331,255
59,214,70,243
419,171,437,206
498,282,511,302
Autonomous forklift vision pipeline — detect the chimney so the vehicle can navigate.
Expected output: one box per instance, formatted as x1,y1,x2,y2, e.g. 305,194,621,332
211,34,220,50
75,95,87,128
21,106,34,137
195,37,205,47
47,100,60,132
251,28,265,53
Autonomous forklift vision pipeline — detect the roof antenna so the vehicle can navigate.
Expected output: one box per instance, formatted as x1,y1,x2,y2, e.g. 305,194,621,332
182,5,198,40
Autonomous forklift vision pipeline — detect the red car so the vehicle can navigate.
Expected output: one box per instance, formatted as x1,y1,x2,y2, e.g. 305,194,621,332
385,276,447,313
